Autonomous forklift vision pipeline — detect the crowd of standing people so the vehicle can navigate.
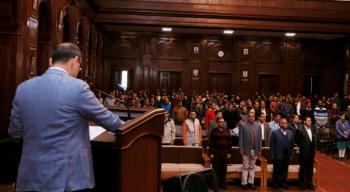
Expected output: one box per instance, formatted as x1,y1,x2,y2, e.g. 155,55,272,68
99,88,350,190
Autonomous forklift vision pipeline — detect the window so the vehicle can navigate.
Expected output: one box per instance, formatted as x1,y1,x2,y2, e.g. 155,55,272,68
121,70,128,90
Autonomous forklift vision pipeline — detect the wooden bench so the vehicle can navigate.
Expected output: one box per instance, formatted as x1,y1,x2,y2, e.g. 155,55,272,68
225,147,267,188
261,147,319,187
161,145,210,182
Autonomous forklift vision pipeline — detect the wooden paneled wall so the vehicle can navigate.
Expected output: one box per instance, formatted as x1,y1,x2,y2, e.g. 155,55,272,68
0,0,102,138
103,34,344,97
1,0,349,138
344,38,350,95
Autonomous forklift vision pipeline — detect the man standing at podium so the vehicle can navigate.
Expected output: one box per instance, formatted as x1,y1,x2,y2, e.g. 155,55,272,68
9,43,124,192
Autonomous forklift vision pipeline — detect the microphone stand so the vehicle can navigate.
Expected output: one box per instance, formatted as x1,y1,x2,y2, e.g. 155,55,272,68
95,89,131,120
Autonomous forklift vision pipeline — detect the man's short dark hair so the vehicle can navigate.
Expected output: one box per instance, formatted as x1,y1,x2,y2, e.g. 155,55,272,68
51,43,81,64
292,114,299,119
215,110,222,115
302,116,311,122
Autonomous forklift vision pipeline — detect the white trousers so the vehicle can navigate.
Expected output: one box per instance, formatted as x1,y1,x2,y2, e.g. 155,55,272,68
241,149,257,185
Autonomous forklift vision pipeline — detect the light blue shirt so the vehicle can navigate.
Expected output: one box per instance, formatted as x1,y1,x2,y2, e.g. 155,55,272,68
268,121,280,136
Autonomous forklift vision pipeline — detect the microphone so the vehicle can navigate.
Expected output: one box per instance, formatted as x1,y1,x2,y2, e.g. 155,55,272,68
114,82,127,91
95,89,131,120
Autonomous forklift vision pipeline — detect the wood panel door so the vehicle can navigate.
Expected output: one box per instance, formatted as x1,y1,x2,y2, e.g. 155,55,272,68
258,74,280,96
209,73,231,93
159,72,181,92
303,76,320,97
37,2,52,76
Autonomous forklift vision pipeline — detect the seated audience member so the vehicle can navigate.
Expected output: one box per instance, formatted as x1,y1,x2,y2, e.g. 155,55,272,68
209,117,231,189
182,111,202,146
336,113,350,160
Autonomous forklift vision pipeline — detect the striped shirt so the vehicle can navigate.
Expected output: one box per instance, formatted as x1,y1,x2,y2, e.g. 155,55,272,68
314,107,328,127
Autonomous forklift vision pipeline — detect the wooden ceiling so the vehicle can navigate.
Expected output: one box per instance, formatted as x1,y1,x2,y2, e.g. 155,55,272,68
88,0,350,39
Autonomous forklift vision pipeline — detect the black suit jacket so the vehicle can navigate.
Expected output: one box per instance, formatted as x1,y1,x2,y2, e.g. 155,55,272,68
288,123,301,132
295,126,316,159
270,129,295,160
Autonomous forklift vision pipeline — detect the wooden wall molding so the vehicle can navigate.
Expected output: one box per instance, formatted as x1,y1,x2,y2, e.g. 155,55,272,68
0,0,100,137
93,0,350,33
101,33,344,97
155,41,187,60
106,39,139,58
158,60,184,71
255,42,283,64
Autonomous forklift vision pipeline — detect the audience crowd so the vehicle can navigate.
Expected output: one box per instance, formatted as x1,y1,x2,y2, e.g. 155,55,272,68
97,88,350,190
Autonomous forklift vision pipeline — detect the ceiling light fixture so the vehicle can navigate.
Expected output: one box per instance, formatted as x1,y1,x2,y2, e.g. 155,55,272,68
285,32,296,37
162,27,172,32
223,30,234,35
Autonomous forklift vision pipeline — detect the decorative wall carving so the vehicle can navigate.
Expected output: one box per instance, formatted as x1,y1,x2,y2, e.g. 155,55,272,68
301,42,328,66
106,39,139,58
255,42,282,64
156,41,187,60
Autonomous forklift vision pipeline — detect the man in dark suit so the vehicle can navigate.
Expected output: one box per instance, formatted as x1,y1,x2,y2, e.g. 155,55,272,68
295,116,316,190
9,43,124,192
257,112,270,147
288,114,301,133
270,118,295,189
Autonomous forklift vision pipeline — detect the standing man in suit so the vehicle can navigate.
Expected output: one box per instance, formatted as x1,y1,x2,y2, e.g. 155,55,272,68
257,112,270,147
9,43,124,192
295,116,317,190
270,118,295,189
239,112,262,189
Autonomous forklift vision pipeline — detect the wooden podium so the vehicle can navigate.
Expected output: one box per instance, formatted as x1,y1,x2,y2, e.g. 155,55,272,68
91,108,165,192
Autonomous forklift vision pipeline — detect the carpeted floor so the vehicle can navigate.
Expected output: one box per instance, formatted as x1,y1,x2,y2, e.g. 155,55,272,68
316,152,350,192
